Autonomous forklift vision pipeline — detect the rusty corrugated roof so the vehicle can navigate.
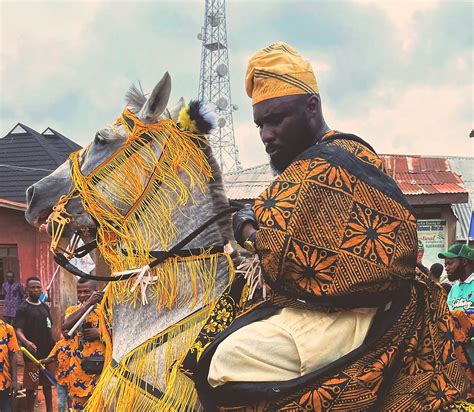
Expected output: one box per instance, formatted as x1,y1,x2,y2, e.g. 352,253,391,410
224,154,470,200
380,154,467,196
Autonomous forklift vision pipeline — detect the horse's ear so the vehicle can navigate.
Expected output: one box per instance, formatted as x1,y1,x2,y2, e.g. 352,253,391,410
141,72,172,122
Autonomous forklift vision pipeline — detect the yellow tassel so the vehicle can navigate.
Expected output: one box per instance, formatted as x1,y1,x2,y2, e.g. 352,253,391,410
178,105,198,133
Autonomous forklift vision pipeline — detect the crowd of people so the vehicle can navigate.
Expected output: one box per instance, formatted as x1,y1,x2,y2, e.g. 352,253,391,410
0,274,104,412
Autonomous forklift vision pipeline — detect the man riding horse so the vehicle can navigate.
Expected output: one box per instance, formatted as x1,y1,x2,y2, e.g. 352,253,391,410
181,43,470,411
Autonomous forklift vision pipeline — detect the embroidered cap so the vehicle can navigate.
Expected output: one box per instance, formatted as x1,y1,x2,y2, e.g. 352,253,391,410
245,42,319,105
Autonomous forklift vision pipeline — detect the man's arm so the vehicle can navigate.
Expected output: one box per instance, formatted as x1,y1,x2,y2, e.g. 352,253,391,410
10,351,19,396
15,327,37,352
8,325,21,396
62,291,104,331
14,306,37,351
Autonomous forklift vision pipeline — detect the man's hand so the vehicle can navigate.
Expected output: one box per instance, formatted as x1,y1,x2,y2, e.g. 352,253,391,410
82,327,100,341
39,357,53,365
25,340,37,353
9,380,19,397
84,291,104,308
232,204,258,247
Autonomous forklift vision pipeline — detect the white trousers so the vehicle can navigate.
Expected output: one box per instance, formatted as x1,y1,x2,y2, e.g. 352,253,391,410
208,306,377,387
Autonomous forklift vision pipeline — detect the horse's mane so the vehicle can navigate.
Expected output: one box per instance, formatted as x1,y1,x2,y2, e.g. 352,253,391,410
125,84,147,114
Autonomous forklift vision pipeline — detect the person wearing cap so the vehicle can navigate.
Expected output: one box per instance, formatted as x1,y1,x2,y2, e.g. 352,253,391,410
439,243,474,395
438,243,474,311
182,43,469,410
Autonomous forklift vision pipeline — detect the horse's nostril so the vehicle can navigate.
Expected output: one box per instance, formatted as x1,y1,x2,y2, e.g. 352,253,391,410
26,185,35,206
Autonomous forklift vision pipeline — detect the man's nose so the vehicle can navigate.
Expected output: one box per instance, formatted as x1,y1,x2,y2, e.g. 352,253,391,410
260,125,275,144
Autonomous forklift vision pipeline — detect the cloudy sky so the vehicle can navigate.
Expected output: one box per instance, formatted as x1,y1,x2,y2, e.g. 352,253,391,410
1,0,472,168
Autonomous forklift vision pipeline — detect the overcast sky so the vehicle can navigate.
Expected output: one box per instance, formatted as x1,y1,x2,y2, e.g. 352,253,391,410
1,0,472,168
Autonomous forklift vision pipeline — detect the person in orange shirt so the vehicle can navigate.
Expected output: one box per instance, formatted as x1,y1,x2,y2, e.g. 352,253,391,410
62,279,104,411
0,319,20,412
41,333,73,412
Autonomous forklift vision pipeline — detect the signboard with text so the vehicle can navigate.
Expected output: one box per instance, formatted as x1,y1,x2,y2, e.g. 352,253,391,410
417,219,448,269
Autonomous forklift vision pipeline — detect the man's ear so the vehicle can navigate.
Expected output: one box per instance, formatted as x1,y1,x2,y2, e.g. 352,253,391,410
306,94,320,113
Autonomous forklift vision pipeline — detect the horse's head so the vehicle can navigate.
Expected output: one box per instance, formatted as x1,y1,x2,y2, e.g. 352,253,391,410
25,72,186,240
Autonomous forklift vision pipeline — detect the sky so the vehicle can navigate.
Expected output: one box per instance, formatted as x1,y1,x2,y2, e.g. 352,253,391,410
1,0,472,169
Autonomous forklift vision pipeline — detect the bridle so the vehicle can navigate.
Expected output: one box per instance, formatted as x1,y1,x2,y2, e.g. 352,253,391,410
49,109,242,282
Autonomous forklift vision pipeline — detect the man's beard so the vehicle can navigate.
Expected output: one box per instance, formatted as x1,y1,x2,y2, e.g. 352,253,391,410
269,151,296,175
447,272,461,282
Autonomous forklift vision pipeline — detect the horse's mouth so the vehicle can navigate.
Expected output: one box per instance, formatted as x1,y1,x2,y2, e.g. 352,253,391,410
34,209,53,229
34,209,97,239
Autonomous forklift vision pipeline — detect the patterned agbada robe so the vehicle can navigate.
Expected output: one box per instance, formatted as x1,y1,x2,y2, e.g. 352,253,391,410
182,132,470,411
65,305,105,403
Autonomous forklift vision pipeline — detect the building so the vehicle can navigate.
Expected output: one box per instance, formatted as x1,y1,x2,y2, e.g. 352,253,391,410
224,154,471,268
0,123,81,334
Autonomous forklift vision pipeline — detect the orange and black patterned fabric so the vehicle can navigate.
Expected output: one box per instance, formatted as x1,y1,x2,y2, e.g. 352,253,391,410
183,133,469,411
450,309,474,397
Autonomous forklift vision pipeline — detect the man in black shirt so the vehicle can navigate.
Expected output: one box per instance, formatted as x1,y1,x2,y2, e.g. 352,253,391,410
14,276,54,412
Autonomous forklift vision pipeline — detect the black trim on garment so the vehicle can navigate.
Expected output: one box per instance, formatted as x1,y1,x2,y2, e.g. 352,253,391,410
192,286,411,410
296,133,415,215
262,268,407,309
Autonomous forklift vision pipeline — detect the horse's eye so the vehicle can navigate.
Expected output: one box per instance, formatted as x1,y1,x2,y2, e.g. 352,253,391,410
94,132,106,144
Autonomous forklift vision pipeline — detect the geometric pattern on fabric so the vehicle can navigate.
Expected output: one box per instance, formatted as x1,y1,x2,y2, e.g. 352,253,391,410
289,181,352,250
339,201,402,267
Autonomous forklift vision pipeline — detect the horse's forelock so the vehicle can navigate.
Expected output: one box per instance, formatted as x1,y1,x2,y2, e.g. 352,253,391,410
125,84,147,114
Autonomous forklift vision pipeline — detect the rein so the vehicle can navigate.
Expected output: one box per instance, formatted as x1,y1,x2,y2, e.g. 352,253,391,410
53,204,241,282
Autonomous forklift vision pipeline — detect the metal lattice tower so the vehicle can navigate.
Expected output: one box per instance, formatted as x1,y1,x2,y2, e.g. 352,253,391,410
198,0,241,173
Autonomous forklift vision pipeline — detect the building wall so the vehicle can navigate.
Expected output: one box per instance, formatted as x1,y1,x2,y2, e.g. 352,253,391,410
0,207,64,338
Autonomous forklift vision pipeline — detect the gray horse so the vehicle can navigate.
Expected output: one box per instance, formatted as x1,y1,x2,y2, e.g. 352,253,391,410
25,73,236,411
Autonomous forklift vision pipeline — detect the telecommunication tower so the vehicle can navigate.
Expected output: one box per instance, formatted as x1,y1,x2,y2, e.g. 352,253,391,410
198,0,241,173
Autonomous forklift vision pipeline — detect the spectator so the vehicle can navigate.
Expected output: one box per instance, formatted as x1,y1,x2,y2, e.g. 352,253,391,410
429,262,451,294
40,332,73,412
438,244,473,312
0,319,20,412
62,279,104,411
438,243,474,397
1,272,24,325
14,276,55,412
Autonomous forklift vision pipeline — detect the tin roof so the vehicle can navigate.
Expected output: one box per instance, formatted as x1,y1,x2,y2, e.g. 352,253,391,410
224,154,470,203
379,155,467,197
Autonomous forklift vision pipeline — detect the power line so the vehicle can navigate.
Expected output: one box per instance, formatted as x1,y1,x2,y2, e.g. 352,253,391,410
0,164,54,172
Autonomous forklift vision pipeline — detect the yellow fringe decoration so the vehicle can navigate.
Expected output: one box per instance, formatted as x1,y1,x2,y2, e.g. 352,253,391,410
86,304,215,412
111,253,232,310
69,109,213,285
66,108,235,410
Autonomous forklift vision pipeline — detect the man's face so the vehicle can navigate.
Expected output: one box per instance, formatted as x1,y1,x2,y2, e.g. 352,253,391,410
445,257,462,281
77,282,94,304
27,280,42,300
6,273,14,283
253,95,314,174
